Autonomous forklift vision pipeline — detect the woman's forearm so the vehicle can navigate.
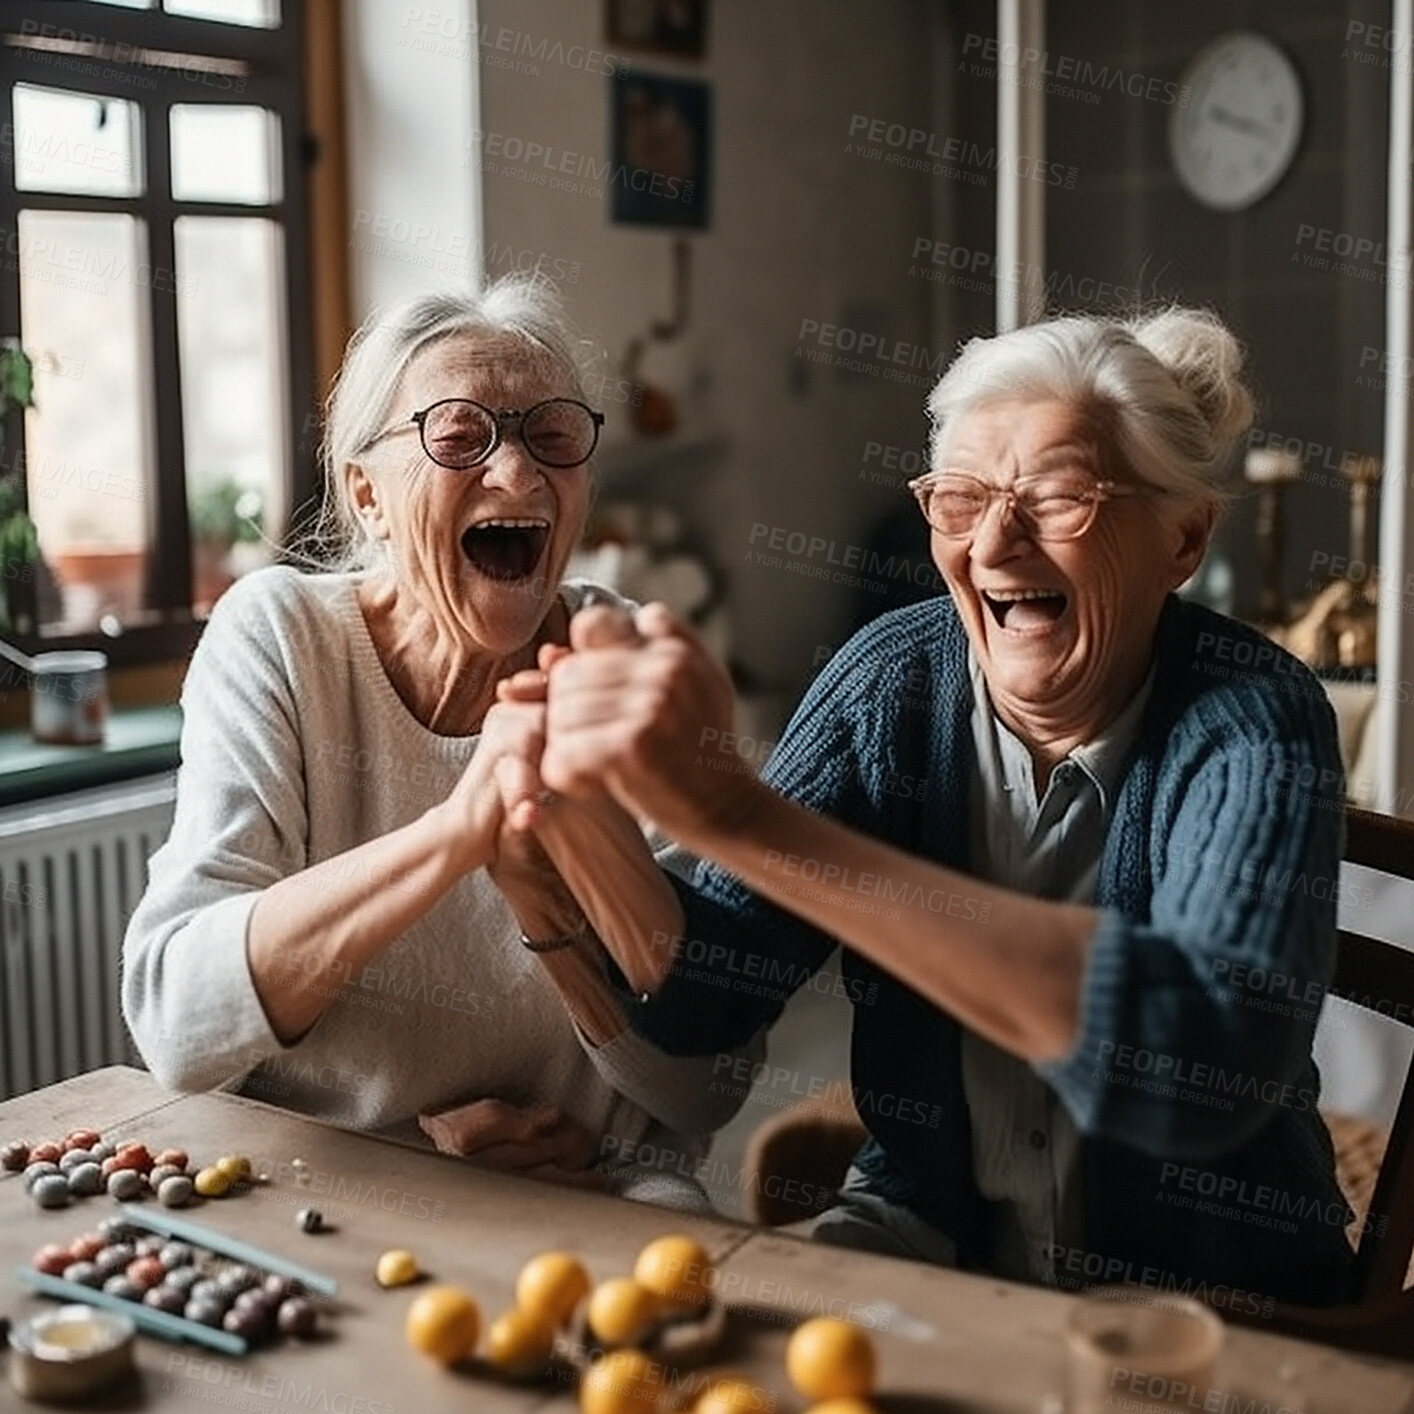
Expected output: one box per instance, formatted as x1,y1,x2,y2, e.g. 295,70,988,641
531,800,685,994
494,861,628,1046
677,781,1096,1061
247,804,481,1043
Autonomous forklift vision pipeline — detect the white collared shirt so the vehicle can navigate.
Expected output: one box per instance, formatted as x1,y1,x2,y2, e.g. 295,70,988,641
961,647,1153,1284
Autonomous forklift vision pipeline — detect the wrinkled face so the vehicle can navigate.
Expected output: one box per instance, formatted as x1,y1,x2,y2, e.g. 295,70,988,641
927,398,1211,719
352,334,592,655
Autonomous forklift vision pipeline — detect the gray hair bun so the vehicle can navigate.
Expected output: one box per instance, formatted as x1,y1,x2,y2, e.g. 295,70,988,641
1127,307,1254,450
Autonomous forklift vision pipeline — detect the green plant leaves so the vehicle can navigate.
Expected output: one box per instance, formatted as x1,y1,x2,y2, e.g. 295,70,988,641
0,342,35,416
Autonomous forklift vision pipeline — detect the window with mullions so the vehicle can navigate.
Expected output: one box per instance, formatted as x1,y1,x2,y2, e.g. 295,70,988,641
0,0,314,661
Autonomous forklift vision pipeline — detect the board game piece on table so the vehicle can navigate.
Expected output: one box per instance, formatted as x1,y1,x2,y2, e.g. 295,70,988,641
164,1267,202,1296
159,1241,194,1270
67,1162,103,1196
22,1161,60,1190
194,1166,231,1198
223,1303,272,1344
516,1251,591,1329
114,1143,152,1173
61,1261,100,1288
585,1278,660,1348
32,1174,71,1209
125,1256,165,1291
31,1244,70,1277
144,1286,187,1316
295,1207,324,1233
185,1297,226,1328
405,1286,479,1366
785,1318,877,1402
93,1245,134,1281
67,1233,106,1262
277,1297,317,1338
375,1249,420,1287
106,1169,143,1201
578,1348,665,1414
262,1273,301,1302
632,1235,713,1313
484,1306,556,1380
695,1374,777,1414
159,1175,195,1207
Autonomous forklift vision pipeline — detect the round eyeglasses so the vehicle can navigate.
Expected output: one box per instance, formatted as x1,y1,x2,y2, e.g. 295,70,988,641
363,397,605,471
908,470,1157,542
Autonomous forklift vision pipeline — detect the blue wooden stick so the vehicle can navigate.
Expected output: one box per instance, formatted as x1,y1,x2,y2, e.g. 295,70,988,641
13,1268,249,1356
117,1206,339,1297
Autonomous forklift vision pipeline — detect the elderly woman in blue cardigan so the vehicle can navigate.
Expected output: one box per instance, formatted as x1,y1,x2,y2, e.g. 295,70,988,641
501,307,1356,1307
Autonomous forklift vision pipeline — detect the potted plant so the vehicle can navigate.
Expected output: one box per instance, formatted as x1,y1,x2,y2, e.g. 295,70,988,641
0,342,38,633
190,476,264,611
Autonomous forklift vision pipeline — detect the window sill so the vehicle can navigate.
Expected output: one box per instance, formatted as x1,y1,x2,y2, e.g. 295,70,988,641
14,620,204,671
0,706,181,809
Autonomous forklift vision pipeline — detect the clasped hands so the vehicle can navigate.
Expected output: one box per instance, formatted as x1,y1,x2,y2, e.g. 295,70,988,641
452,601,746,881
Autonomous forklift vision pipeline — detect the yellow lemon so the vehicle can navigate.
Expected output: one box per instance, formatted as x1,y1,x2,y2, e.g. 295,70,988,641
375,1249,420,1288
516,1251,592,1328
785,1318,877,1401
632,1235,713,1311
587,1277,661,1347
405,1285,480,1366
579,1348,664,1414
694,1373,777,1412
485,1306,556,1378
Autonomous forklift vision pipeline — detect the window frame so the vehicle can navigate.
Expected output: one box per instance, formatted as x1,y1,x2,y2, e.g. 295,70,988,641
0,0,317,665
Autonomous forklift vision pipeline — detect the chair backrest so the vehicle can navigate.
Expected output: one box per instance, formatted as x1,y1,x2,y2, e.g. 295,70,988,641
1332,806,1414,1299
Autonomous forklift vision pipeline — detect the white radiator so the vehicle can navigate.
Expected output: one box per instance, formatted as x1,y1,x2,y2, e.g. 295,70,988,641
0,775,175,1100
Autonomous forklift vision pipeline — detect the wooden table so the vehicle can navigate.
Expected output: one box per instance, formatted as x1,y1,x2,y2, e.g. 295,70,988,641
1,1068,1411,1412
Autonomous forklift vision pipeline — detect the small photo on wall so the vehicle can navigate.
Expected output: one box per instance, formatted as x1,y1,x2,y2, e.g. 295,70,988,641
606,0,708,58
609,71,712,229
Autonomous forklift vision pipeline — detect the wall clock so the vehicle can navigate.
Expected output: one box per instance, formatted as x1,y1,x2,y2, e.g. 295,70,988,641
1169,32,1303,211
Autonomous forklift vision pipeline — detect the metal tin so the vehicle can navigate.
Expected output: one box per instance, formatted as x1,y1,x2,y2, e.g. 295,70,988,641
30,650,108,746
8,1303,136,1401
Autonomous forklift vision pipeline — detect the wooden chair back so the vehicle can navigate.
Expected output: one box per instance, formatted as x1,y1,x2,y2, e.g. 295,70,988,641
1329,806,1414,1300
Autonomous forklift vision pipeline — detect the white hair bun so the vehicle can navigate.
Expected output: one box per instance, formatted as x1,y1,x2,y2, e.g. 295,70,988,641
1127,306,1254,449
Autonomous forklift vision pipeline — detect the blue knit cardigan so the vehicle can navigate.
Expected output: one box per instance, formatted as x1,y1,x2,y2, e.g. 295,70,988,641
619,593,1358,1309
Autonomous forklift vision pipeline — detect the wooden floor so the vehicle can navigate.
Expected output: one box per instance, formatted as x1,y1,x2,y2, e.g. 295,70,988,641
0,1068,1411,1412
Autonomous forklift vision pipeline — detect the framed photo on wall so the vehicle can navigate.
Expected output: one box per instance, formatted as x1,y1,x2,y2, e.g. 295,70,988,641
606,0,709,58
609,71,712,229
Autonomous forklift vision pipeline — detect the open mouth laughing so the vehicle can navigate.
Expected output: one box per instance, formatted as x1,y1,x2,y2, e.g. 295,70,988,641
981,586,1069,633
458,516,551,582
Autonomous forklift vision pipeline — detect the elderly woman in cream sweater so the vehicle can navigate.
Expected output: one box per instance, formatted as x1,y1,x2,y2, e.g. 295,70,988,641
121,279,752,1201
